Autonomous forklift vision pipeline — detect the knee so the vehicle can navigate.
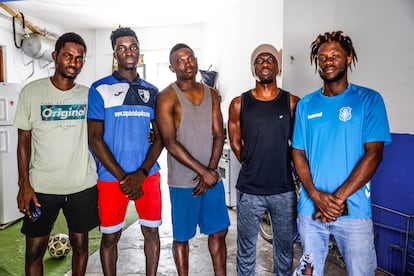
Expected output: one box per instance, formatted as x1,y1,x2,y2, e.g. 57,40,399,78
70,241,88,256
69,232,89,255
173,240,188,250
25,236,49,263
211,229,228,240
141,226,160,241
26,247,46,263
101,232,122,249
209,230,228,252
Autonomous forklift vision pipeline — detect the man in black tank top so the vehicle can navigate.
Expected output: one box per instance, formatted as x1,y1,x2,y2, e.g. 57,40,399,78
228,44,300,276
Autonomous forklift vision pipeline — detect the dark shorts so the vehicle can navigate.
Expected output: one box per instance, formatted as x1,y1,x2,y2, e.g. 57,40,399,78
21,186,99,237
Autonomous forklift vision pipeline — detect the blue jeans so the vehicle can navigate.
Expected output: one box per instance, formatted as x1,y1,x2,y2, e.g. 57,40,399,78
237,191,297,276
297,214,377,276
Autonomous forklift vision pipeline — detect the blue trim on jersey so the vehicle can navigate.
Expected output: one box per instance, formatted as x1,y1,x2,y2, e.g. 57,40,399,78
292,83,391,219
88,72,160,180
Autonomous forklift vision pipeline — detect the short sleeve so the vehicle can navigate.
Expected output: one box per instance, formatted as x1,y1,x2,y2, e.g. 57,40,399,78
363,92,391,145
87,86,104,121
292,99,305,150
13,87,32,130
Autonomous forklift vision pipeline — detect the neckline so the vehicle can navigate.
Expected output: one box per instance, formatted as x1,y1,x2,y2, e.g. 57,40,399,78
172,82,206,107
249,88,283,102
321,83,351,97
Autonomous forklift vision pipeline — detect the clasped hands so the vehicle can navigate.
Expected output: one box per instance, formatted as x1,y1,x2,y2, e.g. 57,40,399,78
192,168,219,197
312,191,347,223
119,170,146,200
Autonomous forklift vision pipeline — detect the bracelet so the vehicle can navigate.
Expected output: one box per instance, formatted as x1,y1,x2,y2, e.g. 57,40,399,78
138,167,148,177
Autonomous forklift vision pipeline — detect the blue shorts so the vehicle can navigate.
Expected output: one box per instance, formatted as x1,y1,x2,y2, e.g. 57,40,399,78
169,179,230,242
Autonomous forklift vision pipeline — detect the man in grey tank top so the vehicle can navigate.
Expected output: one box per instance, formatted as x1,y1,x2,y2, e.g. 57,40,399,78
156,43,230,276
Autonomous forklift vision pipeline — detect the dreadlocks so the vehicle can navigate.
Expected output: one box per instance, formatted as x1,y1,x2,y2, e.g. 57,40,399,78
310,31,358,72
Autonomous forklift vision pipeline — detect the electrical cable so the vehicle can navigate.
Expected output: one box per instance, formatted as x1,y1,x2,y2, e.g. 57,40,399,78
12,11,25,48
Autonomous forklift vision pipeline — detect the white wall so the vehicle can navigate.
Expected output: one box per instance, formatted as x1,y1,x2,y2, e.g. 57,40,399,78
2,0,413,134
0,14,63,84
203,0,284,122
77,1,285,122
0,12,204,90
76,24,204,88
283,0,414,134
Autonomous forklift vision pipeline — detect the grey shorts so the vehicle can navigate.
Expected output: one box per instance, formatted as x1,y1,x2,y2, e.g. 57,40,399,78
21,186,99,237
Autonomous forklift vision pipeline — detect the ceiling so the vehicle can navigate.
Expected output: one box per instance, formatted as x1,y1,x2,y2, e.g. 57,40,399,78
3,0,238,30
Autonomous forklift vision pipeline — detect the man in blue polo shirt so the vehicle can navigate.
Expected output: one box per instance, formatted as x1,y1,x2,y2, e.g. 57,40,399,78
292,31,391,275
87,27,163,276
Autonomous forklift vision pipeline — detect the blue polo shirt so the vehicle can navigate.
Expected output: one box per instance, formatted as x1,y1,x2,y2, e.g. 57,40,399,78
88,71,160,180
292,83,391,218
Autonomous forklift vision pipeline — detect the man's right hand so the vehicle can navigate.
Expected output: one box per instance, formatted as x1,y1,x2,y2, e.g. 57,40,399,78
17,184,39,219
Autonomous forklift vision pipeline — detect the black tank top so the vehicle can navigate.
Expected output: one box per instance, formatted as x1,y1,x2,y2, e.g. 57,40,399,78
236,89,295,195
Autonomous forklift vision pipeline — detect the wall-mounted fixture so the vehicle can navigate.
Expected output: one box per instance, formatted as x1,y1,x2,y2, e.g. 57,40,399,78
21,33,56,62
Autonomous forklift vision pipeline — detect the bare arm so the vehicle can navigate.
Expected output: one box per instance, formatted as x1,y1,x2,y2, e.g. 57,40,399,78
290,93,300,119
293,141,384,222
292,148,343,222
228,96,242,162
118,120,164,199
207,88,225,170
138,120,164,174
88,120,126,181
88,119,143,199
16,129,37,218
334,141,384,201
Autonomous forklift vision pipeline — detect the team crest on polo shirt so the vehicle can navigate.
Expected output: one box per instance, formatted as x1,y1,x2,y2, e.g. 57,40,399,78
138,89,150,103
339,106,352,122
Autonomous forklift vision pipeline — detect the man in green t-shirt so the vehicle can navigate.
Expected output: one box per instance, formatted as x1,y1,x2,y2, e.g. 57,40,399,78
14,32,98,275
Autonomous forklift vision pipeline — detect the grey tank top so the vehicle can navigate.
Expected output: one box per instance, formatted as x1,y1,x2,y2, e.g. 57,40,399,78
167,83,214,188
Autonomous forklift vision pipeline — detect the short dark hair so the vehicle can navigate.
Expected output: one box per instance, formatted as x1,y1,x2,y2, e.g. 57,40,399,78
310,30,358,72
110,27,138,50
55,32,87,54
169,43,193,64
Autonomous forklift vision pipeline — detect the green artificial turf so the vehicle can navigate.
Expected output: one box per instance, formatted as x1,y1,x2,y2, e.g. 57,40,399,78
0,203,138,276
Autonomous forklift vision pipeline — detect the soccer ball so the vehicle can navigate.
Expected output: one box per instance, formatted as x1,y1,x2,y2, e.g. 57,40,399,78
47,233,71,258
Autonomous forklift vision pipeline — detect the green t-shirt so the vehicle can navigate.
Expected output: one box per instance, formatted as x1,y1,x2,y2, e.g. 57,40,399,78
14,77,97,194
